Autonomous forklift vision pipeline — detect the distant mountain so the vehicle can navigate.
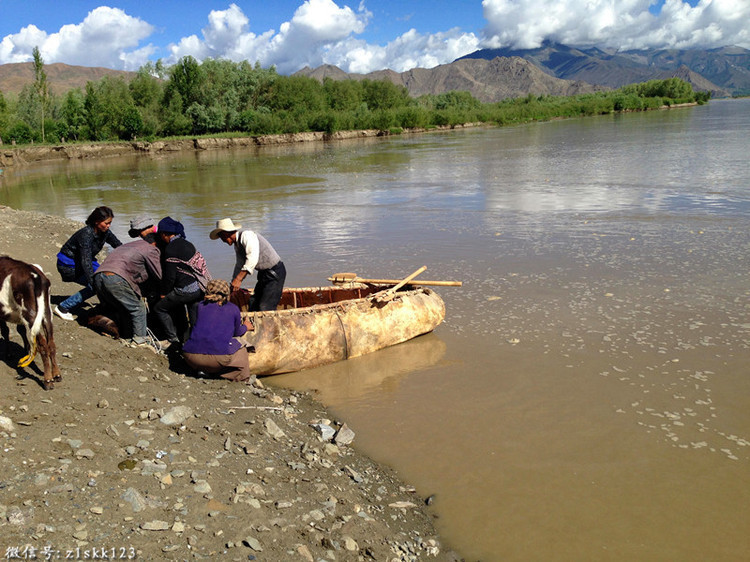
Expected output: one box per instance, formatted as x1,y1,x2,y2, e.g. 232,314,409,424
458,42,747,97
297,56,605,103
0,62,136,96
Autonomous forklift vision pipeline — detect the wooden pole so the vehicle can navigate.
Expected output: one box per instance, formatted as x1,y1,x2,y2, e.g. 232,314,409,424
329,273,462,287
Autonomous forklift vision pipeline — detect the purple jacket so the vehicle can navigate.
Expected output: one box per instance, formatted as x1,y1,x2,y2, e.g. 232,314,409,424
181,301,248,356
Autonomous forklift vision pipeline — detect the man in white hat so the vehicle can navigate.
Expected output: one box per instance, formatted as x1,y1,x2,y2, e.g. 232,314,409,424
209,218,286,311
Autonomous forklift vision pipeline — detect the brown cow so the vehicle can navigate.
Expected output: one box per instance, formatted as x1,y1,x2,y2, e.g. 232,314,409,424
0,256,61,389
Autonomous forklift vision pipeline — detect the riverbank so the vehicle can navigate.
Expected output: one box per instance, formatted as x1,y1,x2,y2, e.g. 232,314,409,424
0,125,481,170
0,99,699,171
0,206,460,561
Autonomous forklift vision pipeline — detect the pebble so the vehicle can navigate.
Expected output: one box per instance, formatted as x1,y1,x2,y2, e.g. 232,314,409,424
193,480,212,493
311,423,336,441
334,423,355,446
243,537,263,551
264,418,286,440
0,416,15,432
160,405,193,426
141,520,170,531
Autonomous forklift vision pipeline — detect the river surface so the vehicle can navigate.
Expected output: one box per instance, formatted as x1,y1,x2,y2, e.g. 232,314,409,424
2,99,749,560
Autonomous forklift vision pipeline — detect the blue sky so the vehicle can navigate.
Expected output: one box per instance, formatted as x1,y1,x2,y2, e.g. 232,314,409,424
1,0,747,74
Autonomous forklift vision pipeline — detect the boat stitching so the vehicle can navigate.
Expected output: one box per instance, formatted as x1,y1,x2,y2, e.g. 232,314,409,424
333,307,349,360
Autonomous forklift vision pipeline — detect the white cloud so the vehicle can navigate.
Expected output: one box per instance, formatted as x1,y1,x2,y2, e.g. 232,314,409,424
163,1,479,74
480,0,750,51
0,7,155,70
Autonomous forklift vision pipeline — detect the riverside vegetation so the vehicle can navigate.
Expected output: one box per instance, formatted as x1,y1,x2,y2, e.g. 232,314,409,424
0,50,710,146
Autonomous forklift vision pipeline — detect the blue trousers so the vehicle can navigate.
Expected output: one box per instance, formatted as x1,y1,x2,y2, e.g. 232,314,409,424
93,273,148,339
58,274,95,312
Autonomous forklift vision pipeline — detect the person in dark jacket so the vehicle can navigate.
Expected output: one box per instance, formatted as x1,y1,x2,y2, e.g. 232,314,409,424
153,217,205,348
55,206,122,321
181,279,253,382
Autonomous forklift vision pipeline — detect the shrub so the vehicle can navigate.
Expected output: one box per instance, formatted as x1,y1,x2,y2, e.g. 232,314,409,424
395,106,429,129
370,109,395,131
6,122,34,144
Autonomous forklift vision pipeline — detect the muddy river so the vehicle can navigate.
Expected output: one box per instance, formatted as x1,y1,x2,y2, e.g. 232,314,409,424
2,98,749,560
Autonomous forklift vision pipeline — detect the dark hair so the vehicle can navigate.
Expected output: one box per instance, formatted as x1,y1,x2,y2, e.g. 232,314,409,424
86,206,114,228
142,232,158,245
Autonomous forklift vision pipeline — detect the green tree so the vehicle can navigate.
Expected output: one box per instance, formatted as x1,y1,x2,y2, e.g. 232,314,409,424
324,78,363,111
59,89,86,141
434,90,481,111
32,47,51,142
83,82,106,140
361,79,410,110
130,64,163,109
164,56,204,109
160,93,191,137
129,64,163,138
264,75,325,112
241,61,278,110
82,76,140,140
122,106,144,139
194,58,242,132
16,85,42,140
0,90,8,139
186,102,226,134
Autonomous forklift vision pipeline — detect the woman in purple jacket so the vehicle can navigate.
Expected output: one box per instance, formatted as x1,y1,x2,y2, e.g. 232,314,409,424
181,279,253,382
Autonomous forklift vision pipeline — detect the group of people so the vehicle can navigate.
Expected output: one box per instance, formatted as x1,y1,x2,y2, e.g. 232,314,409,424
53,207,286,382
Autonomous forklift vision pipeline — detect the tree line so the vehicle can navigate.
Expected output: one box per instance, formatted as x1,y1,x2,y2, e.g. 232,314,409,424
0,49,711,146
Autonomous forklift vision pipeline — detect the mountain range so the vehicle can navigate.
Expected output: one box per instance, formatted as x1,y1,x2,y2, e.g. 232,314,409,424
296,56,607,103
457,41,749,98
1,43,748,104
297,43,748,102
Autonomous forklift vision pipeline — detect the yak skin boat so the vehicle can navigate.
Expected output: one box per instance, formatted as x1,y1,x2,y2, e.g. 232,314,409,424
230,283,445,375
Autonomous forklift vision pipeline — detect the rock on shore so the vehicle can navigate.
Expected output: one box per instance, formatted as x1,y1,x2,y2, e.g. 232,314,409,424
0,206,459,561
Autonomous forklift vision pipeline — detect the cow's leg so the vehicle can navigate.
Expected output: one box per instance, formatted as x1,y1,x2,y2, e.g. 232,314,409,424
0,319,8,358
36,334,55,390
43,318,61,383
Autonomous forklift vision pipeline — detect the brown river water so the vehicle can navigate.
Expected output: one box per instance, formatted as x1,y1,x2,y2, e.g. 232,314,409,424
2,98,749,560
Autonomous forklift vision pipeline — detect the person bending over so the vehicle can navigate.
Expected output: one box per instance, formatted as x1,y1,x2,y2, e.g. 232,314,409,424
154,217,205,348
92,234,161,348
209,217,286,311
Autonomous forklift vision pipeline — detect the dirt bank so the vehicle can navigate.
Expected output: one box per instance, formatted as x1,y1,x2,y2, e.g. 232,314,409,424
0,125,479,170
0,205,460,561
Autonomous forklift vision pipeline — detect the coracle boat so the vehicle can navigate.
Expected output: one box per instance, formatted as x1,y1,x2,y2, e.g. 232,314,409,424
230,280,446,375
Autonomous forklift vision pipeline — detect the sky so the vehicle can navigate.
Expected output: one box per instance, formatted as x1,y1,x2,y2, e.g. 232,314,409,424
0,0,748,75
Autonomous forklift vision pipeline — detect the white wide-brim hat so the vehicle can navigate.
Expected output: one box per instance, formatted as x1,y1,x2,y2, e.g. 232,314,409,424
209,218,242,240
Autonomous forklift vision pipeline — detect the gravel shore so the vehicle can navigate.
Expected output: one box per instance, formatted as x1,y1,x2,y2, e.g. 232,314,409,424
0,205,460,561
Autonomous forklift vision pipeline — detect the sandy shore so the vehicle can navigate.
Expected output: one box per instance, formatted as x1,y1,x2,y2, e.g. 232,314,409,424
0,205,459,561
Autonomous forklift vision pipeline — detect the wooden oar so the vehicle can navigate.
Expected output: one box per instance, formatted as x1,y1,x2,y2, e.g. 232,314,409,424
329,272,462,287
373,266,427,302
